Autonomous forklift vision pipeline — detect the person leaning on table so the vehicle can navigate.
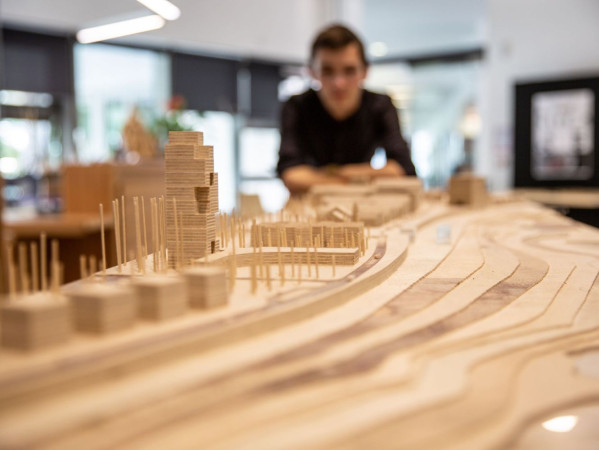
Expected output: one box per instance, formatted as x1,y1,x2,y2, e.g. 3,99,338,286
276,24,416,195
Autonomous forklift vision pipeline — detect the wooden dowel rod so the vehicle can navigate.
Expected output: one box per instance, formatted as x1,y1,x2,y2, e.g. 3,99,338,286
30,242,39,292
40,232,47,291
173,198,180,270
99,203,106,276
50,239,59,293
141,196,148,260
80,255,88,280
113,199,122,272
159,196,166,271
89,255,97,280
121,196,127,264
18,242,29,294
7,244,16,298
133,197,144,274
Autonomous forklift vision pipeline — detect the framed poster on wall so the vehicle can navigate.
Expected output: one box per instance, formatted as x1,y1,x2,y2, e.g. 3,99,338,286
514,75,599,187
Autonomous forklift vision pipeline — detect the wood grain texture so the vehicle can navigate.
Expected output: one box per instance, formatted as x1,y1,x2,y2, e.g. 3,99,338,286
0,200,598,450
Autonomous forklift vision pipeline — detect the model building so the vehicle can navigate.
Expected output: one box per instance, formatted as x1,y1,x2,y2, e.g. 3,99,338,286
1,131,598,450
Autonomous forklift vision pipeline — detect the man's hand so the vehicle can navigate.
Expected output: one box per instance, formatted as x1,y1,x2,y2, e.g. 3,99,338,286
281,165,345,195
281,161,406,195
337,160,405,182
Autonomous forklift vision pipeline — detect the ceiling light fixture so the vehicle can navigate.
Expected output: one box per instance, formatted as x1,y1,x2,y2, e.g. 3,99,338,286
137,0,181,20
77,15,165,44
369,42,388,58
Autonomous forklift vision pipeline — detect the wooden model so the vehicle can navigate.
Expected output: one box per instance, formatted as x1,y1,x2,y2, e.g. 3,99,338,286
448,172,487,206
1,131,598,449
0,292,70,350
122,107,158,159
66,283,138,334
132,275,188,321
311,177,422,226
165,131,219,268
183,267,228,309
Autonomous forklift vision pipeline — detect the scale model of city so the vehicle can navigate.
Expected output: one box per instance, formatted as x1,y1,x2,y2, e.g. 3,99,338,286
1,131,598,450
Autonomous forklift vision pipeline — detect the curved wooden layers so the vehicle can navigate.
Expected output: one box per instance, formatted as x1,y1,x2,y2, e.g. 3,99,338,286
1,201,598,450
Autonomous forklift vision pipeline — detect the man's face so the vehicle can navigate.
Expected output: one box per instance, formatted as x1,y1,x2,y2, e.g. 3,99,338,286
310,43,367,113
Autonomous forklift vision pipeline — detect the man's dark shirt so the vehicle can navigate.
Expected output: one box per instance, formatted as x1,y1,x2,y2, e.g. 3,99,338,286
277,89,416,176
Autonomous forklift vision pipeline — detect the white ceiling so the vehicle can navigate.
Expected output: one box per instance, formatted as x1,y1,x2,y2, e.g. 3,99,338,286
1,0,487,62
362,0,487,57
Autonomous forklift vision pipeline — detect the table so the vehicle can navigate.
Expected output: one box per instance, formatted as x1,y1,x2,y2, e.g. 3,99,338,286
3,208,115,284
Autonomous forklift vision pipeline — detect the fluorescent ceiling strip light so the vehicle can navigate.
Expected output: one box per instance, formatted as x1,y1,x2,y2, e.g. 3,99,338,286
77,15,165,44
137,0,181,20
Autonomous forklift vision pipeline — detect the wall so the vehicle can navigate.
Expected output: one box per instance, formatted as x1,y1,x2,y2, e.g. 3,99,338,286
478,0,599,191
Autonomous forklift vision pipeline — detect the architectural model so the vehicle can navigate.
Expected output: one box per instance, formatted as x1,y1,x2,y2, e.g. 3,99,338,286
1,131,598,449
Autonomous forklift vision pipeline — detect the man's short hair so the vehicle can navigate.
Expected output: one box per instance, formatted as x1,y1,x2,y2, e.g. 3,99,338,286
310,24,369,67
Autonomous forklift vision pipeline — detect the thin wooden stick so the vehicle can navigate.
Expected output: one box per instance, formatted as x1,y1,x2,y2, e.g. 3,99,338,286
51,239,59,293
159,196,166,271
80,255,88,280
258,240,264,279
332,253,336,277
113,199,122,272
99,203,106,276
251,245,257,294
121,196,127,265
40,232,47,291
291,245,295,278
141,196,148,261
7,244,16,298
51,261,60,293
173,198,180,270
133,197,144,274
151,198,158,272
298,250,302,284
30,242,39,292
89,255,97,280
18,242,29,294
314,238,319,279
265,260,271,291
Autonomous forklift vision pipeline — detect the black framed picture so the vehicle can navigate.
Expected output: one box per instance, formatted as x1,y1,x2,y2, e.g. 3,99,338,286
514,75,599,187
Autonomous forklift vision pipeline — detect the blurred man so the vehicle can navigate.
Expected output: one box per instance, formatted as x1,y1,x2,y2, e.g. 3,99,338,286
277,24,416,195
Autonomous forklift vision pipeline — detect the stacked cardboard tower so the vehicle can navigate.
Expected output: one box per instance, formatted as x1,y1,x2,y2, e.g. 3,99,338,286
67,283,138,334
165,131,219,267
184,267,228,309
132,275,188,321
1,293,71,350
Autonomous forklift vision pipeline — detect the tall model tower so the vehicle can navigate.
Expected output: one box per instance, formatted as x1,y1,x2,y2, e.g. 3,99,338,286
165,131,219,267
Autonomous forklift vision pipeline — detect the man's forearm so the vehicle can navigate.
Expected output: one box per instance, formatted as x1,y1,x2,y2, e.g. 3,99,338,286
281,165,345,195
337,160,405,181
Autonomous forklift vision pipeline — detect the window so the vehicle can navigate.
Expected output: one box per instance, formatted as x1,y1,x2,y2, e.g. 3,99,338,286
238,126,288,212
73,43,170,162
366,60,482,188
